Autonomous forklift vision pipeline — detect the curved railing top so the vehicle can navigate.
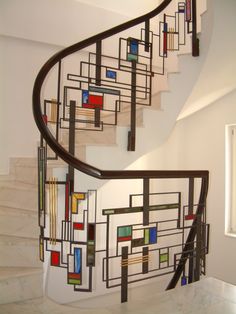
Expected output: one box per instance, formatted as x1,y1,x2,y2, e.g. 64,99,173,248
33,0,207,180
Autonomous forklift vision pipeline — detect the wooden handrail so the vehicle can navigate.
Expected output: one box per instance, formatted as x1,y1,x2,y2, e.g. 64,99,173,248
33,0,208,291
33,0,178,180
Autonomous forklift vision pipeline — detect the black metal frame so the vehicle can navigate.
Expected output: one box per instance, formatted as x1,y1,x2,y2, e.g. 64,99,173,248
33,0,206,303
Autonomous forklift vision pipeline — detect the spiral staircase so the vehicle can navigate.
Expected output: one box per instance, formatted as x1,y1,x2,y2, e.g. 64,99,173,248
0,0,209,307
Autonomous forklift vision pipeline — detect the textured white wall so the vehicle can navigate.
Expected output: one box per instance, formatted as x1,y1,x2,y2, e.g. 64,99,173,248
0,36,61,174
0,0,129,47
0,0,129,174
74,0,160,17
144,89,236,285
178,0,236,120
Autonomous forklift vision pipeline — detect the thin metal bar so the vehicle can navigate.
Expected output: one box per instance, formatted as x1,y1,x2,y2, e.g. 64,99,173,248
128,60,137,151
56,60,61,143
195,214,201,281
68,100,76,192
188,247,194,283
106,215,110,288
188,177,194,282
145,20,150,52
142,247,149,274
191,0,199,56
143,178,150,226
96,40,102,86
188,177,194,214
94,107,101,128
121,246,128,303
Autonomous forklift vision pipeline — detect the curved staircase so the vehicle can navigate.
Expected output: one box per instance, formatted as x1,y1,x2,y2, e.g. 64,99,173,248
1,0,210,306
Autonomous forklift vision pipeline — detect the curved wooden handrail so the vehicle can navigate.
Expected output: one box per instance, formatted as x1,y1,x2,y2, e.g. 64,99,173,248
32,0,181,180
33,0,209,290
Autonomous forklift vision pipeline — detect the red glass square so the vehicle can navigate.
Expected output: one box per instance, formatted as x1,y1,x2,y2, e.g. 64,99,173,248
51,251,60,266
185,214,196,220
74,223,84,230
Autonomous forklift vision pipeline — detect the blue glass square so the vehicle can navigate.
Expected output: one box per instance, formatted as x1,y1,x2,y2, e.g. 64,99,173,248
181,276,187,286
106,70,117,80
74,248,81,274
149,227,157,244
130,39,138,55
82,90,89,105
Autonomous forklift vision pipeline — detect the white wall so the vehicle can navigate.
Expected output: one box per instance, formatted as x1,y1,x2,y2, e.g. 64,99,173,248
178,0,236,120
0,0,130,174
143,89,236,285
75,0,161,17
0,36,62,174
0,0,129,47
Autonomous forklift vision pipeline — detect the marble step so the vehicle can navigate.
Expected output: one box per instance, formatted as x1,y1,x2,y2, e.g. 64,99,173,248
0,235,41,268
0,206,38,238
0,267,43,305
0,181,38,211
9,158,38,185
117,104,144,127
9,157,67,185
61,125,117,147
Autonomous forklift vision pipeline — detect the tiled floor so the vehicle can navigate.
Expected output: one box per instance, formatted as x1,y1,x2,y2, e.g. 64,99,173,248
0,278,236,314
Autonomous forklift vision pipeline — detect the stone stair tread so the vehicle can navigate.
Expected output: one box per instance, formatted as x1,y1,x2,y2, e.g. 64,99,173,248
0,234,38,245
0,267,42,280
0,180,38,191
0,296,105,314
10,157,37,167
0,206,38,239
0,205,38,217
0,174,14,182
10,157,66,168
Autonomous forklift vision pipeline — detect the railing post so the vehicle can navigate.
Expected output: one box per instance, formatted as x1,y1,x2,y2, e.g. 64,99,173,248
94,107,101,128
145,19,150,52
143,178,150,226
192,0,199,56
68,100,76,191
121,246,128,303
96,40,102,86
188,177,194,283
56,60,61,143
194,213,202,281
128,60,136,151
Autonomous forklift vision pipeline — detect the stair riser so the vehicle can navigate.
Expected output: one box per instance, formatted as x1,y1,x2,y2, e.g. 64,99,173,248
9,159,64,185
0,212,38,238
61,127,116,146
0,243,41,268
117,107,144,127
10,166,38,185
0,186,38,211
0,272,43,304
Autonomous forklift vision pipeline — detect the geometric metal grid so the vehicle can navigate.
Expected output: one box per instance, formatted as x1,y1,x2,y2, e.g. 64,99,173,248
38,144,209,302
41,0,199,153
36,0,208,304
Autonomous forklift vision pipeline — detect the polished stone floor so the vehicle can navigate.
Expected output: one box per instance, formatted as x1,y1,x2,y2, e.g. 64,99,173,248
0,278,236,314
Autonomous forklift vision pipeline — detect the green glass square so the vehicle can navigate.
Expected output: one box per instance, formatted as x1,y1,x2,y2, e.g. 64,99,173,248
118,226,132,237
144,229,150,245
160,253,168,263
68,278,81,285
127,53,138,62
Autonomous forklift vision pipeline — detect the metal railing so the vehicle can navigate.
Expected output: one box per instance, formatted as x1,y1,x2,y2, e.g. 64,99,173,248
33,0,207,303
